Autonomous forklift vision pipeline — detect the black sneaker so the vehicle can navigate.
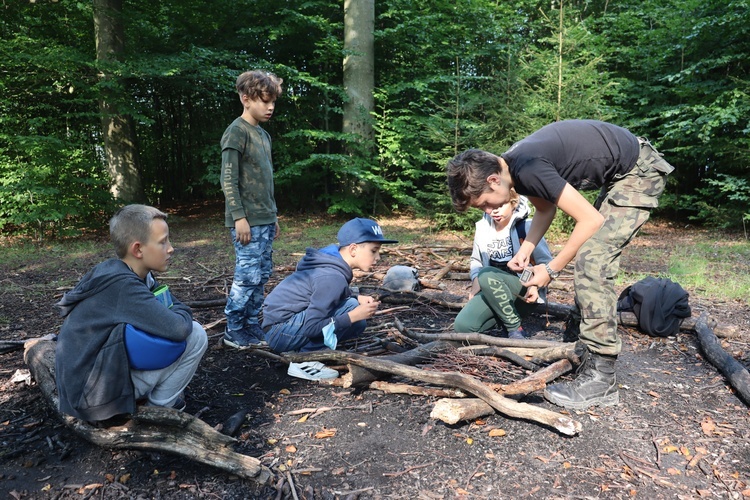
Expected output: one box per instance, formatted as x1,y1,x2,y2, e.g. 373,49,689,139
171,397,186,412
223,327,266,349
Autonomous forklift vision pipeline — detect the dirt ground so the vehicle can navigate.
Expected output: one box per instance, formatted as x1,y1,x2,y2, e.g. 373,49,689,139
1,205,749,499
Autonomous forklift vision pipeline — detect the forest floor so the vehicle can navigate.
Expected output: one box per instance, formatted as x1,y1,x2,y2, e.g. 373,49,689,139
1,203,749,499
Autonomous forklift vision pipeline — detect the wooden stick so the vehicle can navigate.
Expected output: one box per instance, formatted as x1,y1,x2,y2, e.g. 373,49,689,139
694,312,750,405
433,262,454,281
341,340,456,387
369,381,467,398
394,317,567,349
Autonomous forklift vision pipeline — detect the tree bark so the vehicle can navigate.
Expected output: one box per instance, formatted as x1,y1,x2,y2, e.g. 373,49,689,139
694,312,750,405
93,0,144,202
343,0,375,143
23,339,272,484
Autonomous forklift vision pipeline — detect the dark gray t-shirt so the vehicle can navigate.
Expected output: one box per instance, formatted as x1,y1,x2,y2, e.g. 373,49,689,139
220,117,277,227
501,120,640,203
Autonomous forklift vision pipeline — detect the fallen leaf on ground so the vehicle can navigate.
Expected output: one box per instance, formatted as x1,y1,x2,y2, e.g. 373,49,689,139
314,428,337,439
701,416,716,435
488,429,506,437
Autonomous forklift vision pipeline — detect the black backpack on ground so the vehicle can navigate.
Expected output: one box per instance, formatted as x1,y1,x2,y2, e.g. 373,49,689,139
617,277,692,337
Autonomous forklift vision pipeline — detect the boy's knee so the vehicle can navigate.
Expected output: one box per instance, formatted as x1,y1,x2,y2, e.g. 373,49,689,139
189,322,209,351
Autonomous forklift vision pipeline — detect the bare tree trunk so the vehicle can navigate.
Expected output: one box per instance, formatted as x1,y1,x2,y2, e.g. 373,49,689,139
343,0,374,143
93,0,144,202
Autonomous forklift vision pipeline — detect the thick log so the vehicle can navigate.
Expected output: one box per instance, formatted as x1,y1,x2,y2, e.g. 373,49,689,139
23,339,273,484
546,301,740,339
286,350,581,435
430,359,574,424
694,312,750,405
431,398,494,425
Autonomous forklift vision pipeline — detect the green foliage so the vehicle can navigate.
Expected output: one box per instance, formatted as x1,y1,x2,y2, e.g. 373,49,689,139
2,0,750,234
0,136,114,237
675,174,750,229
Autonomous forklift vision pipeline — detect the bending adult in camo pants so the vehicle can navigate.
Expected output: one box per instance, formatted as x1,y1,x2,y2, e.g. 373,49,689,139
445,120,674,410
573,137,674,356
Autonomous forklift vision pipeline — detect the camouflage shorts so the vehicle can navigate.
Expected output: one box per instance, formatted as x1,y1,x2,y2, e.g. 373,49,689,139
574,139,674,355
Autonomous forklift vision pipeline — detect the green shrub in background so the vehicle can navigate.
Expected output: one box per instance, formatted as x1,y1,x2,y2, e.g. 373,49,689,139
674,174,750,231
0,136,115,239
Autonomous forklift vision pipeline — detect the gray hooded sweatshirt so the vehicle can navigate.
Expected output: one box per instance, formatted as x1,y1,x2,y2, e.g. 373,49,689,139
55,259,193,422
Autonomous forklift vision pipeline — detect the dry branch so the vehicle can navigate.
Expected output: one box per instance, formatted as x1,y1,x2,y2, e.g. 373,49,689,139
430,359,574,425
694,312,750,405
369,381,467,398
286,350,581,435
23,339,273,484
393,317,566,350
341,340,456,387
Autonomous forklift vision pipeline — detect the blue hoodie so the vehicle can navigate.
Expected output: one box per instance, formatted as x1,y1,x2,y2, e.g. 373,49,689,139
261,245,355,338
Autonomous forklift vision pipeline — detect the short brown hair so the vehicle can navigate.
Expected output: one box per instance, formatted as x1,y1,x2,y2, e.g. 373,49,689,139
236,70,283,101
446,149,502,212
109,204,168,259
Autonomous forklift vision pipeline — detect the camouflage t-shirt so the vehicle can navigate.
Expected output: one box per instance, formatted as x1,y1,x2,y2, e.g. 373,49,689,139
220,117,277,227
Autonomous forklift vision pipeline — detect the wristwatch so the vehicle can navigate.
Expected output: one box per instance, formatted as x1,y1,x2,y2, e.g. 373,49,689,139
544,263,560,280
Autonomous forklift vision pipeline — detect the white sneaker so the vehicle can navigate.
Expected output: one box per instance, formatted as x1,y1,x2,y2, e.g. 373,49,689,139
287,361,339,381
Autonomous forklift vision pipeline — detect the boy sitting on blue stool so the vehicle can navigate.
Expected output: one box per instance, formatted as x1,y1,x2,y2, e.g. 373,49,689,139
55,205,208,423
262,218,397,381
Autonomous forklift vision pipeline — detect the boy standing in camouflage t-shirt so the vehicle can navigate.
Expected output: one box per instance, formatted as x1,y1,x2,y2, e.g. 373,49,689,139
220,70,283,348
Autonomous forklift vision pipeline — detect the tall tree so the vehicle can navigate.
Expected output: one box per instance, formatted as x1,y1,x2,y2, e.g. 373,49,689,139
93,0,144,202
343,0,375,143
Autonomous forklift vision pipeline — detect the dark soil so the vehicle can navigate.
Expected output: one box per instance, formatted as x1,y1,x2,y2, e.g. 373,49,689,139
1,206,749,499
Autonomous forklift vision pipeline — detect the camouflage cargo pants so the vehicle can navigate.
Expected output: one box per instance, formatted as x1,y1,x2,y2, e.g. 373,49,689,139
574,138,675,356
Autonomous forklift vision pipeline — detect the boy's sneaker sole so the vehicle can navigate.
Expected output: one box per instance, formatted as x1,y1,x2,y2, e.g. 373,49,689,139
223,336,268,349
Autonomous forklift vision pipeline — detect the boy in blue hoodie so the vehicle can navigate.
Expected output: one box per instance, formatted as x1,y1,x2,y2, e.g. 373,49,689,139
261,218,397,380
55,205,208,423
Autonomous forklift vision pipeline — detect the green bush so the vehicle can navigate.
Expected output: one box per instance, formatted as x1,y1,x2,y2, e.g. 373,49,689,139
0,135,114,239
